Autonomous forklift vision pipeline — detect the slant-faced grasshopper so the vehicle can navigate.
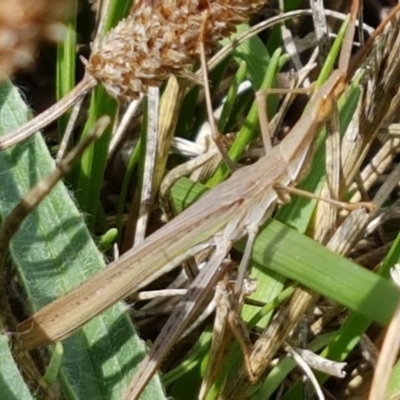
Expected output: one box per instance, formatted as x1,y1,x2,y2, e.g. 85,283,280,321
16,61,347,343
16,66,347,342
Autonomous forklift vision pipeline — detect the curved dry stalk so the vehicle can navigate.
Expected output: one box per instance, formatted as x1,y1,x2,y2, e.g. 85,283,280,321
0,76,97,150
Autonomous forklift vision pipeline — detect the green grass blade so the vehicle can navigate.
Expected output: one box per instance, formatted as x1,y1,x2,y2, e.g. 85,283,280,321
229,23,271,88
101,0,133,34
74,86,116,225
217,61,247,133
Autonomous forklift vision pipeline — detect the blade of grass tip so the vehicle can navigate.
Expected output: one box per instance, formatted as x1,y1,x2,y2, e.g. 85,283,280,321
317,15,350,86
0,80,165,399
228,23,271,88
98,227,118,252
56,0,77,139
207,48,284,187
0,334,33,400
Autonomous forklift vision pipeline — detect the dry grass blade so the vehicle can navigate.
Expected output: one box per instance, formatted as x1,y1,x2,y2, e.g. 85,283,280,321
0,76,97,150
199,279,231,400
133,86,159,245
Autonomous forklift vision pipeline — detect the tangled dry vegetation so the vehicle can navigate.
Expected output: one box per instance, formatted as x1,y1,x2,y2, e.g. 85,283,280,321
2,1,400,399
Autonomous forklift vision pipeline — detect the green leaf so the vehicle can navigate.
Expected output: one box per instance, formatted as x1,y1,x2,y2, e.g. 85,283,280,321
0,80,166,399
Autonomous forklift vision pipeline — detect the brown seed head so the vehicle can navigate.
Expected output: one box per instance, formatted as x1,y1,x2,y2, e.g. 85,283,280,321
0,0,71,77
86,0,264,101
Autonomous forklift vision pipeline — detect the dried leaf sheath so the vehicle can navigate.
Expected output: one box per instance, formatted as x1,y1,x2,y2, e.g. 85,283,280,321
86,0,264,100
